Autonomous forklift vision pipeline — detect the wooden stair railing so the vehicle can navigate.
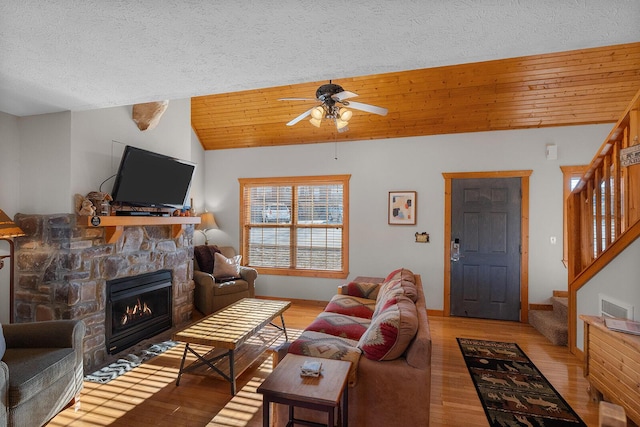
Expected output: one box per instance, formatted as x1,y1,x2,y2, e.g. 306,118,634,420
567,88,640,356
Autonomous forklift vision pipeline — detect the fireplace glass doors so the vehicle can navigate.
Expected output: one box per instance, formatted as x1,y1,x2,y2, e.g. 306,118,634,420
106,269,173,354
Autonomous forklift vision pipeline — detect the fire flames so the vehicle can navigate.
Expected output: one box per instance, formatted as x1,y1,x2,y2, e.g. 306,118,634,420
121,298,153,326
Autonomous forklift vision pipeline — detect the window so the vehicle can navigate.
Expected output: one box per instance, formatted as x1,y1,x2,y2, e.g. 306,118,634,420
239,175,350,278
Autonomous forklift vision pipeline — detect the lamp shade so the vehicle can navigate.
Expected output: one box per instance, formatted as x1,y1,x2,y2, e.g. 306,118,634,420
335,118,349,130
309,117,322,128
310,106,324,120
197,212,218,230
339,108,352,121
0,210,25,239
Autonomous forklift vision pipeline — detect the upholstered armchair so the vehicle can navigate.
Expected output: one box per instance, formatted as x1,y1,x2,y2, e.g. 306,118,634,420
0,319,85,427
193,245,257,315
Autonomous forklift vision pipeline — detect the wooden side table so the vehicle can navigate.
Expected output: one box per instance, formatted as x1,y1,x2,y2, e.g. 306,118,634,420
258,354,351,427
580,315,640,425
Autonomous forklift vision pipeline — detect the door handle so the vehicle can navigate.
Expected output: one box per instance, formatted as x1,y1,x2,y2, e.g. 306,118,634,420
451,238,460,262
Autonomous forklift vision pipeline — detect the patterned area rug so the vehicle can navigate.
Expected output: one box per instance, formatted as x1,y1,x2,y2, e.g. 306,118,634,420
457,338,586,427
85,340,178,384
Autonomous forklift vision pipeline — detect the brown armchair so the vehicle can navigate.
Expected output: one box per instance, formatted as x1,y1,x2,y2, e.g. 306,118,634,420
193,245,257,315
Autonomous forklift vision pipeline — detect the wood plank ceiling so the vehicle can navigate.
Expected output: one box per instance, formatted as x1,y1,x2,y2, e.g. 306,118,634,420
192,42,640,151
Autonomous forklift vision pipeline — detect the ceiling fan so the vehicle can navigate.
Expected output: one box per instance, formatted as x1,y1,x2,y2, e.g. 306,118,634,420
279,82,388,132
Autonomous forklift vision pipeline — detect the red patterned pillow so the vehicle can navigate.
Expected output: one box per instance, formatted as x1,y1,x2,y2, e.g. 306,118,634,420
377,277,402,298
384,268,403,282
373,278,403,318
304,311,370,341
343,281,381,299
358,295,419,361
376,268,418,307
324,294,376,319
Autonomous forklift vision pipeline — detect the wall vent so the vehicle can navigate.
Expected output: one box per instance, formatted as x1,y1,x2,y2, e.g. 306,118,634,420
598,294,634,319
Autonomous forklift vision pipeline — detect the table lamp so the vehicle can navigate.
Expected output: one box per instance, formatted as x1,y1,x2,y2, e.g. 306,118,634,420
196,212,218,245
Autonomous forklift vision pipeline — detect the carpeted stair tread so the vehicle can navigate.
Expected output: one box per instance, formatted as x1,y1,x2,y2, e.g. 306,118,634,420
529,309,568,346
551,296,568,320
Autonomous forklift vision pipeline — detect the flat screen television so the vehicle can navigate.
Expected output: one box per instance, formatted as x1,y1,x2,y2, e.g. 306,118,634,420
110,145,196,210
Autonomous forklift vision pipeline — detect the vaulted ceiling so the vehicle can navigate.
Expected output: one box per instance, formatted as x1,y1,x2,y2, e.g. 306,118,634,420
192,43,640,150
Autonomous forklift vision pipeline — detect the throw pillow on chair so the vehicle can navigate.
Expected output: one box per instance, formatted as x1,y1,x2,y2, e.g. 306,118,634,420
193,245,221,273
212,252,242,281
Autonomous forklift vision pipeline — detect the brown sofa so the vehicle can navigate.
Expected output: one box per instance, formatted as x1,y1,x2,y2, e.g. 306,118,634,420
274,268,432,426
193,245,257,315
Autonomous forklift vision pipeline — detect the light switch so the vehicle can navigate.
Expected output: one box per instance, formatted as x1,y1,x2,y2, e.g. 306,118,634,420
550,236,557,245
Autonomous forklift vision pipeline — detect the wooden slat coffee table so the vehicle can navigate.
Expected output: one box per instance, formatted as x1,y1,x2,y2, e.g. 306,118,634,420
258,353,351,427
173,298,291,395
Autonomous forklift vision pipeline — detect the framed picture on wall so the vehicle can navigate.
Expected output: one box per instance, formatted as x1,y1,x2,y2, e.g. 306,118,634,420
388,191,417,225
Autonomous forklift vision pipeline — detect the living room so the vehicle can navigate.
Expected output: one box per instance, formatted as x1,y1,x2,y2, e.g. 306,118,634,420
1,2,640,426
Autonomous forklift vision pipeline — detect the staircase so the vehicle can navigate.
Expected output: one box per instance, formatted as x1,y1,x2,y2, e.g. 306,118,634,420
529,293,568,346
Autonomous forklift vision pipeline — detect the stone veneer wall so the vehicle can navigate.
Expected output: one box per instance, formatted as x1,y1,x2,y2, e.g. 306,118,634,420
12,213,195,372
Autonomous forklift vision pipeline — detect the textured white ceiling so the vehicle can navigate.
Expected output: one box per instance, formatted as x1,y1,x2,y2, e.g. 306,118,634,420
1,0,639,117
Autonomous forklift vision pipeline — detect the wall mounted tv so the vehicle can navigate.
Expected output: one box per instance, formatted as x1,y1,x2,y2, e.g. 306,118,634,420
110,145,196,210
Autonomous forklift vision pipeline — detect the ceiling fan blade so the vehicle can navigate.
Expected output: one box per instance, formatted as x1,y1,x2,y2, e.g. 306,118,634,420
345,101,388,116
278,97,318,102
286,108,314,126
332,91,358,102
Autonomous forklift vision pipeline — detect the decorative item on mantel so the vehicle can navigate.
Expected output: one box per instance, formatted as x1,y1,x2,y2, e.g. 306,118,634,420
75,192,113,216
0,208,26,323
88,191,113,216
171,198,195,218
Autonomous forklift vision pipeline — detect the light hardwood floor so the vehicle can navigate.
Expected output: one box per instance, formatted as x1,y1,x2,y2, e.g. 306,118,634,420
49,300,601,427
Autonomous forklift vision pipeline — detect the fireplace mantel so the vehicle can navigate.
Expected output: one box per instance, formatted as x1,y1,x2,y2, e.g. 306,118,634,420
85,215,200,243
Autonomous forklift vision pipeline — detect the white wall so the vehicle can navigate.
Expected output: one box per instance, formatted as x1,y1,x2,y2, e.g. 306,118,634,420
1,111,72,321
190,128,206,213
576,238,640,350
0,113,21,212
8,100,196,216
18,112,72,214
70,99,194,201
204,124,611,308
0,112,22,323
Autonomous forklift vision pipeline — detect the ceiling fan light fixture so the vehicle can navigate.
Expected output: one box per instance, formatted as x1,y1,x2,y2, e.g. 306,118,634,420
281,82,386,132
311,106,324,120
339,108,352,121
335,118,349,131
309,117,322,128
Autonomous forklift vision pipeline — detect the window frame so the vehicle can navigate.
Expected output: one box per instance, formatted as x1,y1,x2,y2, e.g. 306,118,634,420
238,174,350,279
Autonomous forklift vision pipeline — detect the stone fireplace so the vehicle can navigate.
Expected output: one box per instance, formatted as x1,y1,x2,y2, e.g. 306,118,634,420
11,213,195,372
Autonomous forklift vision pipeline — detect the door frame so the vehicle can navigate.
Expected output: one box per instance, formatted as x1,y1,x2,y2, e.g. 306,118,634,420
443,170,532,323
